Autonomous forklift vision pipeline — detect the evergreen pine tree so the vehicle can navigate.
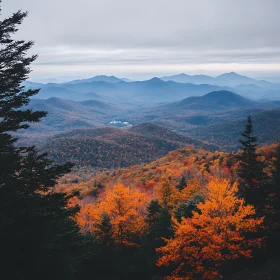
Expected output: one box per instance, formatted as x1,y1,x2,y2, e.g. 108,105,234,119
154,206,173,242
0,3,85,279
0,6,46,186
238,115,265,211
265,141,280,254
95,212,114,246
146,199,162,231
271,141,280,191
145,199,173,246
174,193,203,222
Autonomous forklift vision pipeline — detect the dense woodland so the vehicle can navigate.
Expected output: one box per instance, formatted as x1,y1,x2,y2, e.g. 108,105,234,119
56,131,280,280
43,124,217,169
1,3,280,280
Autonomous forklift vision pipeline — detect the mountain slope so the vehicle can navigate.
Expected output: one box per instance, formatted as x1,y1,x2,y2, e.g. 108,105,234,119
16,98,122,146
215,72,257,86
128,123,215,147
167,90,257,110
42,123,218,169
188,108,280,150
123,90,280,139
128,91,260,129
65,75,123,84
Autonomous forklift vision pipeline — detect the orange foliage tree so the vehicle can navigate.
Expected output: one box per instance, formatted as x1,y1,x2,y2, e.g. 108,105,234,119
156,179,180,209
77,184,148,246
157,178,264,280
156,178,203,211
180,178,202,201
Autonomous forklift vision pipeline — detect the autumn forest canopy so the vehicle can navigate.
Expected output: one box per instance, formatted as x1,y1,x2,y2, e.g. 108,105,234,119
1,2,280,280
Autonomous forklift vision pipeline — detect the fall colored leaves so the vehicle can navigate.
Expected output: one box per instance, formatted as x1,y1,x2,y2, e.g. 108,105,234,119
61,133,280,279
77,184,148,246
157,179,263,280
74,178,263,280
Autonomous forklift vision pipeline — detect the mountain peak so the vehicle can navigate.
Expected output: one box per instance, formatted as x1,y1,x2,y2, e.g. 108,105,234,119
94,75,118,79
66,75,123,85
203,90,256,105
217,72,243,78
146,77,166,84
174,73,191,77
204,90,239,98
174,90,256,110
215,72,257,86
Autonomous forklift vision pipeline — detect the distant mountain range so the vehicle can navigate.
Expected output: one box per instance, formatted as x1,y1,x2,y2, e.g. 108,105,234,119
32,72,275,87
160,72,277,88
65,75,125,84
25,77,223,107
20,73,280,155
24,72,280,109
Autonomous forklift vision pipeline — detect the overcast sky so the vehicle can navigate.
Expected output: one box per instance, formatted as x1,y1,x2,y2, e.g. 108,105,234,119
2,0,280,81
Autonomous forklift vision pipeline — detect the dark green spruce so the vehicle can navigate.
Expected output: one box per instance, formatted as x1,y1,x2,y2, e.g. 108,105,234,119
0,3,85,279
237,115,266,211
174,193,203,222
265,141,280,255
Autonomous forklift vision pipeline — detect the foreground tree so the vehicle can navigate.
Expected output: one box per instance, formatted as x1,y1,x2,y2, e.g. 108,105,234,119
0,3,85,279
157,179,264,280
265,141,280,254
270,141,280,215
77,185,151,280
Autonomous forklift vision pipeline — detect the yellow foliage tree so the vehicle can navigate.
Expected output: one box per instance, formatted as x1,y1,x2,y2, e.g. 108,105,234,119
77,184,148,246
157,178,264,280
180,178,202,201
156,179,181,209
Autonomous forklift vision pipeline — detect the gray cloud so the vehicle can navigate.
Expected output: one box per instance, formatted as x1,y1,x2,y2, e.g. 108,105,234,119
2,0,280,78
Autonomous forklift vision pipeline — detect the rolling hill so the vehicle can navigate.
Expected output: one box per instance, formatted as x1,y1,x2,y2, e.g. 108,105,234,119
161,90,258,111
188,108,280,150
42,123,218,169
17,90,280,150
16,97,122,146
126,90,267,131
